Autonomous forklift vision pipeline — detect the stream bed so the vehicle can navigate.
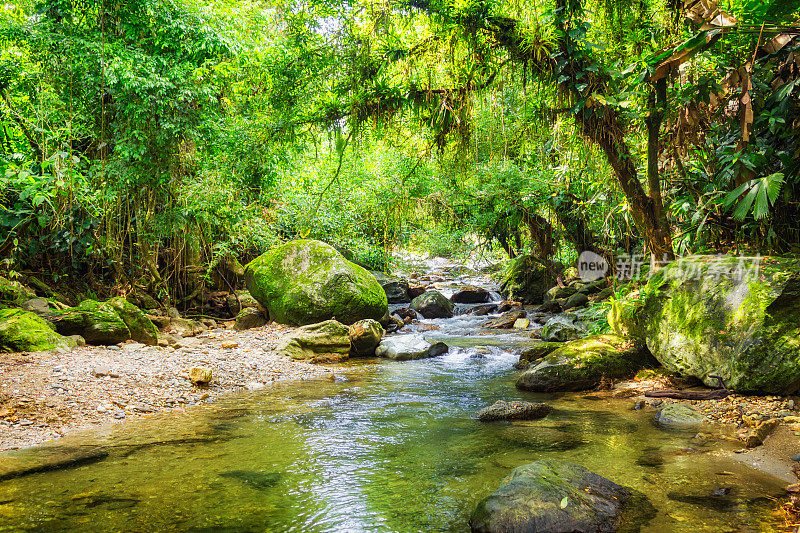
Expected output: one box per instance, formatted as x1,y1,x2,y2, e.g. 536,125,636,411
0,263,789,532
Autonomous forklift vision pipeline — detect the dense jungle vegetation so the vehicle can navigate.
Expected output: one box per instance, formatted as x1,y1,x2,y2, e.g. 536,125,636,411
1,0,798,311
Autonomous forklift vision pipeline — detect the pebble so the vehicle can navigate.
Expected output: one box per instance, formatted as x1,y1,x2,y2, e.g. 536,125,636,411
106,345,121,351
793,453,800,462
92,366,110,377
246,381,265,391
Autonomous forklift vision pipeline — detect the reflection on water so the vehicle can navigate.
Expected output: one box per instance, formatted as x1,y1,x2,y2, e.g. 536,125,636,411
0,348,786,532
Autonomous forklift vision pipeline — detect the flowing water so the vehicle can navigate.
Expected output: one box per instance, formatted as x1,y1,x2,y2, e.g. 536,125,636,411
0,262,788,532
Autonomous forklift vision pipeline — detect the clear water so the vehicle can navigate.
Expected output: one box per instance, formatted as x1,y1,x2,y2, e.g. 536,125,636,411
0,264,787,532
0,348,785,532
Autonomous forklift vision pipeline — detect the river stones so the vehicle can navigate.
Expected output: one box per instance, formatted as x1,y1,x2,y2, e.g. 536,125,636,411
375,334,448,361
233,308,267,331
0,309,76,353
349,319,384,356
470,459,648,533
279,320,351,363
476,400,552,421
189,366,213,385
540,315,585,342
371,271,412,303
499,255,559,304
410,291,454,319
611,255,800,394
516,335,652,392
244,239,387,326
451,286,490,304
515,342,563,370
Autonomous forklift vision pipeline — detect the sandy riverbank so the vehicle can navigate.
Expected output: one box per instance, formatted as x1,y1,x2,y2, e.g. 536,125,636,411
0,323,330,451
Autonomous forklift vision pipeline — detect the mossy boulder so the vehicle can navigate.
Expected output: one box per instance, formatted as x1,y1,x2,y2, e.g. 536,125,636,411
516,334,652,392
630,255,800,394
278,320,351,363
515,342,563,370
0,309,76,352
51,299,157,346
107,297,159,345
540,315,585,342
499,255,558,304
470,459,651,533
244,240,388,326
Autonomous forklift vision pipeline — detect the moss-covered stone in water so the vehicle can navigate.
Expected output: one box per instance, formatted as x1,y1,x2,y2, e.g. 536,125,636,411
0,309,76,352
278,320,351,363
244,240,387,326
516,334,652,392
469,459,652,533
634,255,800,394
51,299,131,345
107,298,159,345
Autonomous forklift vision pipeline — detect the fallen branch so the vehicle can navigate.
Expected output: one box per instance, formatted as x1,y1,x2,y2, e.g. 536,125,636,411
645,389,732,400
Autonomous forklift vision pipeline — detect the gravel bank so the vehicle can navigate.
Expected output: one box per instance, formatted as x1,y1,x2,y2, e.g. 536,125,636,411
0,323,329,451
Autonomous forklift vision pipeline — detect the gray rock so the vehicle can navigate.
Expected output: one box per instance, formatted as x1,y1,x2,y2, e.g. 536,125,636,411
410,291,454,319
544,285,577,302
372,271,411,304
375,335,448,361
476,400,551,421
21,298,51,315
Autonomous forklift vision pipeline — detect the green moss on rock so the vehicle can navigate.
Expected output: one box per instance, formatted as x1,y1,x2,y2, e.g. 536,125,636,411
107,297,159,345
0,309,76,352
633,255,800,394
51,299,131,345
499,255,558,304
516,334,652,392
244,240,388,326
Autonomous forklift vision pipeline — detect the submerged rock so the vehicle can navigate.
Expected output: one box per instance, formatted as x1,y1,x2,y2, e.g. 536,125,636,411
410,291,454,319
349,318,384,356
615,255,800,394
219,470,282,490
654,403,707,427
476,400,551,421
470,459,649,533
279,320,351,363
374,334,448,361
244,239,387,326
0,309,76,352
516,335,651,392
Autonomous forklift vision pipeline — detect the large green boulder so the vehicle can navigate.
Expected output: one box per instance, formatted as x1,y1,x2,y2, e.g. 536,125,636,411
51,299,157,346
499,255,558,304
628,255,800,394
244,240,388,326
470,459,652,533
516,334,652,392
0,309,76,352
